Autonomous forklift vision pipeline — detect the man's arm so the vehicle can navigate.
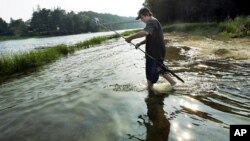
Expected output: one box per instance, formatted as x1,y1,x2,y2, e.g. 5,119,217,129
125,30,149,43
139,39,146,45
135,39,146,49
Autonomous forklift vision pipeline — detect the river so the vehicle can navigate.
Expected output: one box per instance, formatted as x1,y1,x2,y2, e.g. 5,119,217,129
0,33,250,141
0,31,117,54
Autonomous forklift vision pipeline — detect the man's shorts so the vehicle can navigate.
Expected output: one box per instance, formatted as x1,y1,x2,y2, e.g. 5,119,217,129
146,58,165,84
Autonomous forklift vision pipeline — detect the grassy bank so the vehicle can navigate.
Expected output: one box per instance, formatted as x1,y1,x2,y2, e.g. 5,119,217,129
163,16,250,37
0,36,30,41
0,30,138,83
0,35,53,41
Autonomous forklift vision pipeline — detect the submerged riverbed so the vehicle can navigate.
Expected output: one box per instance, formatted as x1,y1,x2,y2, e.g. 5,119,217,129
0,34,250,141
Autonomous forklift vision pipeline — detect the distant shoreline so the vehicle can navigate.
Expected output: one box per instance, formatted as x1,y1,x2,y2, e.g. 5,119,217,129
0,28,140,42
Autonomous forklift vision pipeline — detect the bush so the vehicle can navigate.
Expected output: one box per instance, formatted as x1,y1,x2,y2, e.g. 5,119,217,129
218,16,249,36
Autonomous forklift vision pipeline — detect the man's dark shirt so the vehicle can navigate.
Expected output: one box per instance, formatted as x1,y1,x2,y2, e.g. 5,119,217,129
144,17,165,60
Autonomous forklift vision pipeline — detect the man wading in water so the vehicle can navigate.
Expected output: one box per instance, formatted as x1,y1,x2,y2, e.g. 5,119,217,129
125,7,176,92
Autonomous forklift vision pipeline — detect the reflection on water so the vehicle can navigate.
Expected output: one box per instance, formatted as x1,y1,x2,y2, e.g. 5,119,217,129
128,92,170,141
0,36,250,141
144,92,170,141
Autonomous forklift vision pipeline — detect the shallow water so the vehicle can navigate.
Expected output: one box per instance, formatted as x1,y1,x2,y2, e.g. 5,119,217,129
0,37,250,141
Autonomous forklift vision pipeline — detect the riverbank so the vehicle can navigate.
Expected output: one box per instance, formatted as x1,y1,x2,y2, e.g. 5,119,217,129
163,16,250,38
0,30,139,83
163,17,250,61
0,35,32,41
164,33,250,60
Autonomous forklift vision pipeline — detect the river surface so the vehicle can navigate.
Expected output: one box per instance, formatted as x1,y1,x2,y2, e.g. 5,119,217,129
0,31,121,54
0,33,250,141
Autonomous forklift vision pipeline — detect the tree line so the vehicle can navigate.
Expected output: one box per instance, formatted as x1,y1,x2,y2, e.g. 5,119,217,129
144,0,249,23
0,7,143,37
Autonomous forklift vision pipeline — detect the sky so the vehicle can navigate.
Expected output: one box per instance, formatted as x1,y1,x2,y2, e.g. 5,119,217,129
0,0,145,22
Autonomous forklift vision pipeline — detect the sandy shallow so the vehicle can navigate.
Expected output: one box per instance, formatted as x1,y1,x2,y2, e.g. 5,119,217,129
164,33,250,60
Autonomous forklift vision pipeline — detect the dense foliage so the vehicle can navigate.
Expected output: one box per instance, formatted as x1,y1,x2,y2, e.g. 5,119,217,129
144,0,249,23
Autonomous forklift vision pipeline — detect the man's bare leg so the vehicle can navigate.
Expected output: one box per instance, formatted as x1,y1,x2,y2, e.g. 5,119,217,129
157,67,176,86
161,73,176,86
147,80,153,91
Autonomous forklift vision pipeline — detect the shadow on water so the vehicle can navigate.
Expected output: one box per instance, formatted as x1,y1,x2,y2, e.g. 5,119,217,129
128,91,171,141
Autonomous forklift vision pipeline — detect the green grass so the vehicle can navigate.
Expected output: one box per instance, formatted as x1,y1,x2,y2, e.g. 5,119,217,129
0,45,68,76
163,22,218,34
0,30,136,83
218,16,249,37
0,35,29,41
0,35,49,41
163,16,250,37
0,37,108,77
74,36,108,50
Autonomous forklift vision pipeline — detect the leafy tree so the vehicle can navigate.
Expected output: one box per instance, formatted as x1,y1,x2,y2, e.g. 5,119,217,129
9,18,28,36
144,0,250,23
0,18,9,35
30,8,51,35
48,8,66,35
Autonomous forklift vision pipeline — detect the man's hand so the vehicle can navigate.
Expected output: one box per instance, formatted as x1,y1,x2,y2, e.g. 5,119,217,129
125,37,132,43
125,31,148,44
135,43,141,49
